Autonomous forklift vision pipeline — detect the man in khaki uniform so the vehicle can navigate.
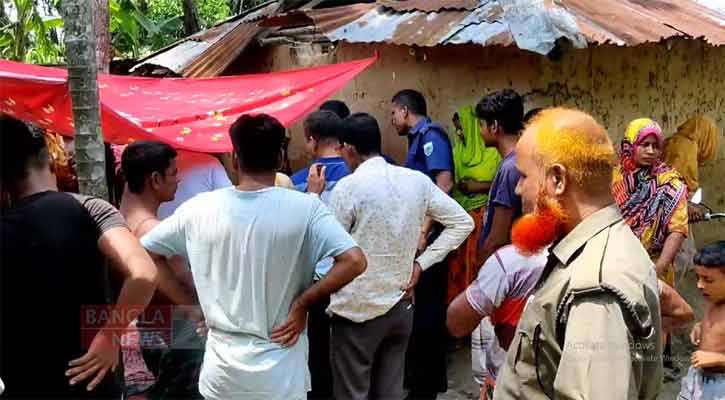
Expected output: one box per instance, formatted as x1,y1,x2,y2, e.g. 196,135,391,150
493,108,662,399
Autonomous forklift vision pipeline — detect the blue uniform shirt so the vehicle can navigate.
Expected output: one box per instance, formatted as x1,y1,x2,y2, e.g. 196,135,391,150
405,117,454,181
291,156,350,278
291,156,350,198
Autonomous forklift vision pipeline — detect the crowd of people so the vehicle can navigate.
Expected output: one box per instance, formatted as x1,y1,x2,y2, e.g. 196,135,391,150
0,88,724,400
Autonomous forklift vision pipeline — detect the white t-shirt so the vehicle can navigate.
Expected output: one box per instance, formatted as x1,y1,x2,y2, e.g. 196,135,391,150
157,151,232,220
141,187,357,399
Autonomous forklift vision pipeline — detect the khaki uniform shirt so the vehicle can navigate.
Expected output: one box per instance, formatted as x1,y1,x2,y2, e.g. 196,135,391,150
494,204,663,400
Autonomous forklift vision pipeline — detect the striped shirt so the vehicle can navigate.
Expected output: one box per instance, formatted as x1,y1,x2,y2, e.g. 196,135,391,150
465,245,547,349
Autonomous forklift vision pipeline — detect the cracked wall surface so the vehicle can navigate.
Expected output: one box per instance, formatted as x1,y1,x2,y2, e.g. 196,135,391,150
234,39,724,245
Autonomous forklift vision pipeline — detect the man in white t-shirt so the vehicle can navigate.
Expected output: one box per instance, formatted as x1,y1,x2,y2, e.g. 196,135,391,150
141,114,366,400
157,150,232,219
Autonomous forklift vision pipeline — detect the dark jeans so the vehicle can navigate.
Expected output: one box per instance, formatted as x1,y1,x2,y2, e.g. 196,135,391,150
405,225,449,399
141,320,204,400
308,296,333,399
331,300,414,400
141,344,203,399
404,261,449,399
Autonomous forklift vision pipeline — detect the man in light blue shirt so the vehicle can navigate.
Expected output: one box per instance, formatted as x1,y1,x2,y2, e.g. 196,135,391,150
141,114,366,400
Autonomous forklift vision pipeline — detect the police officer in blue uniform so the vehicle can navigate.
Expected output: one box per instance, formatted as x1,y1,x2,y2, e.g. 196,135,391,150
391,89,455,399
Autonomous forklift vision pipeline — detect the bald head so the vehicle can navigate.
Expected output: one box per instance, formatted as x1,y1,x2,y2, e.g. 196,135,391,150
521,108,616,187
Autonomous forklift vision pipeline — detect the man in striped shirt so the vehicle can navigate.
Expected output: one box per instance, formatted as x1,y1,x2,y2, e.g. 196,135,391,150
447,245,547,399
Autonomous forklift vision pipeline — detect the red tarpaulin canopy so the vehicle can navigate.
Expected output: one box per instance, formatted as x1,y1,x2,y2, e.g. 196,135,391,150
0,56,376,152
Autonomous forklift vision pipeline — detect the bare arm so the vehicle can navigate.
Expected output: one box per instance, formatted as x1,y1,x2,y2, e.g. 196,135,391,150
478,206,514,266
271,247,366,346
299,247,366,308
416,181,474,270
459,179,493,195
66,227,159,390
137,220,198,308
655,232,685,276
692,351,725,369
417,170,455,251
659,280,694,331
447,292,484,338
99,227,159,318
146,253,198,306
435,170,454,194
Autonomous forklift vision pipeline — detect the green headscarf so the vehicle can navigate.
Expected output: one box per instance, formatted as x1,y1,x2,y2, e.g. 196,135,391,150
452,105,502,212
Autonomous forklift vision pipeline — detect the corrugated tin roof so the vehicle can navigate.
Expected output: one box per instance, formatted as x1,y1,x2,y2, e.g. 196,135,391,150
378,0,479,12
130,1,281,77
693,0,725,15
287,0,585,54
264,0,725,54
560,0,725,46
132,0,725,78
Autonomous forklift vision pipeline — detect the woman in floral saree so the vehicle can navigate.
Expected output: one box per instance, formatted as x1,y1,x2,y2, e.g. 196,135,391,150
612,118,689,285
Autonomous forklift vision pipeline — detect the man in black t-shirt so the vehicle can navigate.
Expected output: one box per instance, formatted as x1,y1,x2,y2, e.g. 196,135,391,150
0,117,159,398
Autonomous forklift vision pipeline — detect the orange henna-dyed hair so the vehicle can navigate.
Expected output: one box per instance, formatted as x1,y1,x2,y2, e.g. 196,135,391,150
526,108,617,186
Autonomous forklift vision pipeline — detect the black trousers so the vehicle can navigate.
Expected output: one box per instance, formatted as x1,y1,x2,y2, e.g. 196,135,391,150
141,347,204,400
308,295,333,399
141,321,204,400
405,223,449,399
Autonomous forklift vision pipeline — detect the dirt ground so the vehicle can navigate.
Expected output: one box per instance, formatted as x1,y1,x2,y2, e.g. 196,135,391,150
439,266,706,400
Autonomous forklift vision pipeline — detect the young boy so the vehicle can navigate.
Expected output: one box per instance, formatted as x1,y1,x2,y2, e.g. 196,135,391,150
680,240,725,399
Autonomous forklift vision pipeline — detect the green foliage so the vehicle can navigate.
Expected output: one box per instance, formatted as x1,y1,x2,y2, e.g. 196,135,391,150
147,0,231,31
109,0,182,58
0,0,65,64
1,0,239,64
197,0,231,28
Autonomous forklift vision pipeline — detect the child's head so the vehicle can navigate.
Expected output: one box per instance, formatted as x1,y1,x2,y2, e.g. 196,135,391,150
694,240,725,303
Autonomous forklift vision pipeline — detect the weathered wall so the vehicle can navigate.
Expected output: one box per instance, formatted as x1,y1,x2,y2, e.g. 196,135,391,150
231,39,725,245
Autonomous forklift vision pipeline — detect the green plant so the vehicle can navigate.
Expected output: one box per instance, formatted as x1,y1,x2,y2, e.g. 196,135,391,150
147,0,231,30
109,0,182,58
0,0,240,64
0,0,65,64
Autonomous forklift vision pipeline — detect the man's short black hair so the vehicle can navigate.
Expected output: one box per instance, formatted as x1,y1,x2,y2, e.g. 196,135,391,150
475,89,524,135
0,116,50,186
319,100,350,119
695,240,725,268
121,141,177,194
523,107,543,124
304,110,341,143
229,114,286,173
392,89,427,116
340,113,381,156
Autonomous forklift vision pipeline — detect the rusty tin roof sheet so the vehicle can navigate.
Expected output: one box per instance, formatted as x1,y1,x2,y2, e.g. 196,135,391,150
133,0,725,78
271,0,725,54
131,1,280,77
300,0,584,54
378,0,480,12
560,0,725,46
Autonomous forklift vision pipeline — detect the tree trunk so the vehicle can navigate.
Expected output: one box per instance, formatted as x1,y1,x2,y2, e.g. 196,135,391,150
60,0,109,200
93,0,111,73
182,0,201,35
0,1,9,26
229,0,242,14
13,0,29,61
137,0,149,14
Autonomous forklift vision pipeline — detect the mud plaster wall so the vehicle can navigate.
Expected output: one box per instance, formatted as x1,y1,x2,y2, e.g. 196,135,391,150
232,39,725,246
